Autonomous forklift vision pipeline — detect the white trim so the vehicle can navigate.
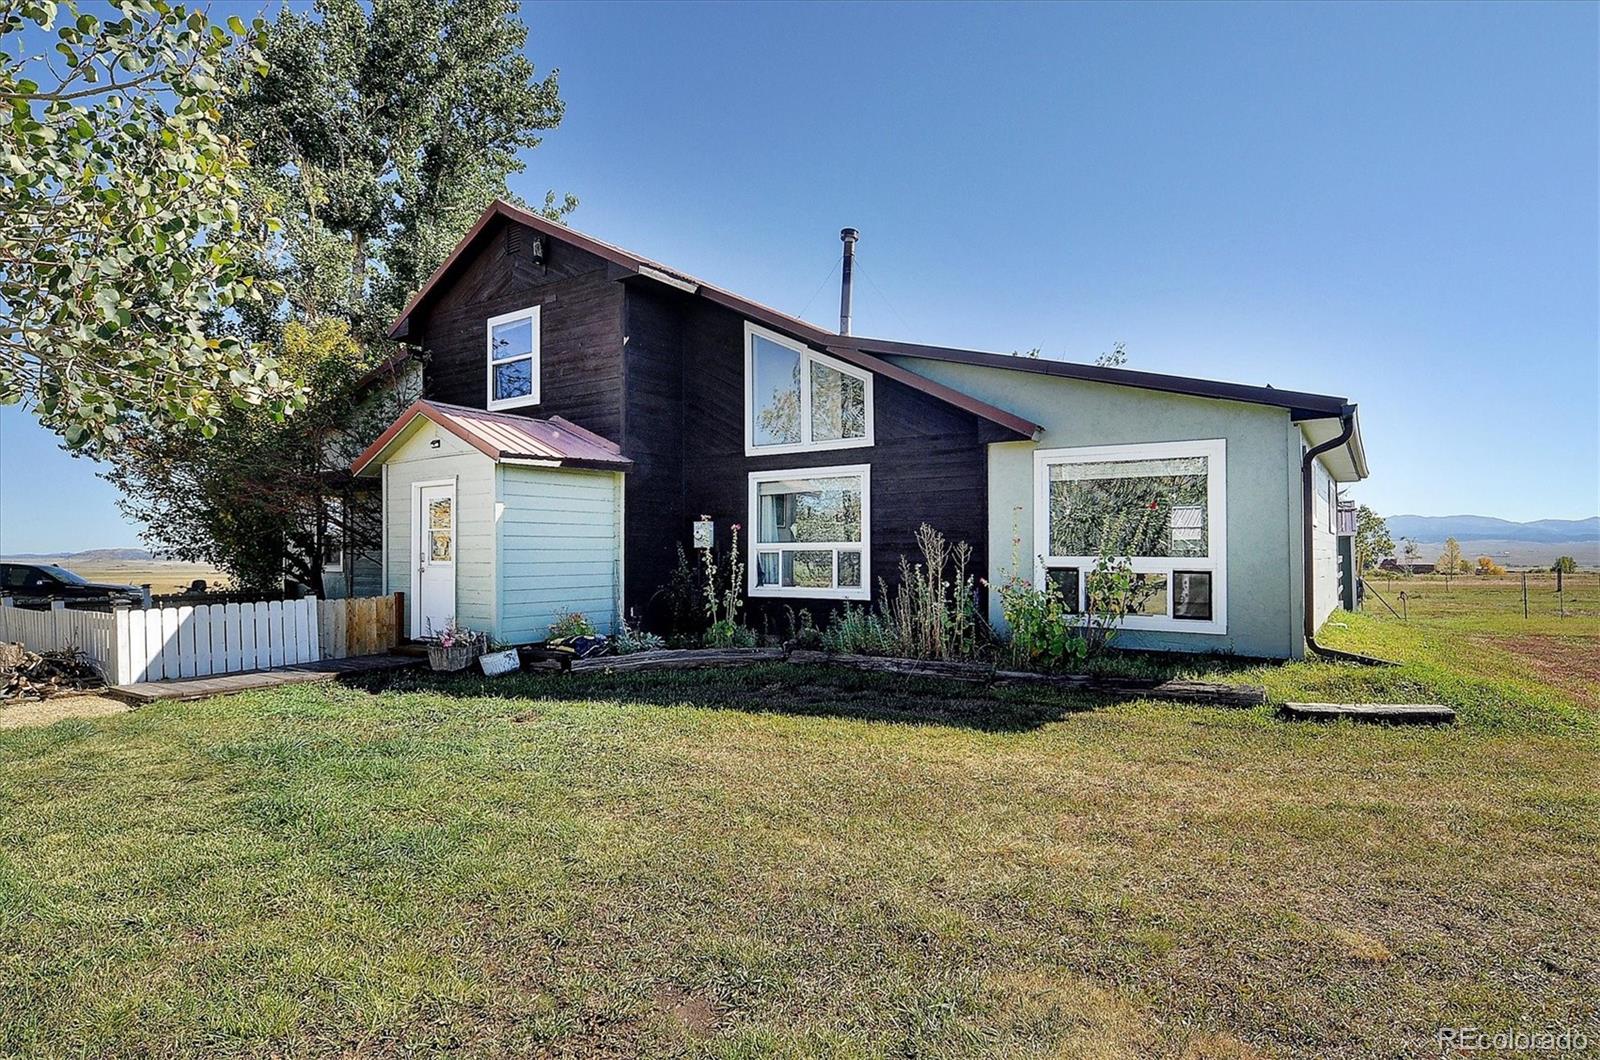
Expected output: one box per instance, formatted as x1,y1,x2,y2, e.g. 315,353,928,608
615,472,627,631
321,497,345,573
743,321,874,457
408,477,458,639
380,463,389,593
485,304,541,411
1032,438,1228,635
746,464,871,601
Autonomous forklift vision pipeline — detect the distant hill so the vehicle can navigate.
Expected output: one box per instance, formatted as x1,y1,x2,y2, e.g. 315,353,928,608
1,547,154,563
1384,515,1600,569
1385,515,1599,545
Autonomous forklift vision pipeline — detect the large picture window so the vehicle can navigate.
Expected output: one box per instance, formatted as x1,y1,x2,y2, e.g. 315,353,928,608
1034,439,1226,634
486,304,540,410
744,322,872,455
747,465,870,600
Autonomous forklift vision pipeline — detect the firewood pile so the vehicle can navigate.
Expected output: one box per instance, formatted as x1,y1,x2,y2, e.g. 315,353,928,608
0,643,105,701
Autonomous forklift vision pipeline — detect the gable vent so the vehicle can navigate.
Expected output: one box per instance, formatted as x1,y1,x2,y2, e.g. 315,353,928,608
505,226,523,257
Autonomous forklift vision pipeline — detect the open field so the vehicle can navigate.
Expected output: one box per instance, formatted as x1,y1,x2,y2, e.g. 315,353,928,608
1,582,1595,1057
4,556,228,594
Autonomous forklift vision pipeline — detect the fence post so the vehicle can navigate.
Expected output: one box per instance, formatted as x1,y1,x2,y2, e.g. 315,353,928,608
50,599,67,652
0,592,10,642
1522,572,1528,619
111,600,132,686
140,583,153,609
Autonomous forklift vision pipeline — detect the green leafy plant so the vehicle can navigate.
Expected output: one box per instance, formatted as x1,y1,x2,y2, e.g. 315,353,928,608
611,619,665,655
1,0,300,451
820,604,898,656
997,576,1087,672
548,612,596,640
784,607,824,651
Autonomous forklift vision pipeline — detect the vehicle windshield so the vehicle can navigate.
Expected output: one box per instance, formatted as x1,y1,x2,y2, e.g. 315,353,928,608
47,567,90,586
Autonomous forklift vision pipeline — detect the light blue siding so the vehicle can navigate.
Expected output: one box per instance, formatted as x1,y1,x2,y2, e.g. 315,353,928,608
495,465,623,642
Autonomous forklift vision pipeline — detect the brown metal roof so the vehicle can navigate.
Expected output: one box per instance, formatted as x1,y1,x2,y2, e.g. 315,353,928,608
351,400,632,477
386,201,1042,441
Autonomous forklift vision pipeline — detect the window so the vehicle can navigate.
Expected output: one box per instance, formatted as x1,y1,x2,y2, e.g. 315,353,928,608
1034,439,1226,634
744,322,872,455
322,499,345,572
486,305,540,410
747,465,870,599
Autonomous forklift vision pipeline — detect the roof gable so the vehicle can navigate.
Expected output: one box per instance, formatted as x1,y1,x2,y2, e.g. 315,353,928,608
387,201,1041,441
352,400,632,477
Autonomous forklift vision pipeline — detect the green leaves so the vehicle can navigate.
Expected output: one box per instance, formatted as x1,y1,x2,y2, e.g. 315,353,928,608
2,0,303,455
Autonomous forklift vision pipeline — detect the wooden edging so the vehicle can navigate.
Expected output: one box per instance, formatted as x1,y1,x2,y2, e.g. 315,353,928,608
559,646,1266,707
1278,702,1456,725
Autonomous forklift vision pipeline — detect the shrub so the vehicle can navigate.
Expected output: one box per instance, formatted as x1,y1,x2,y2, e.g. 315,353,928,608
649,543,705,644
784,607,824,651
997,576,1086,672
705,619,757,649
820,604,898,656
611,620,665,655
875,524,983,661
548,612,596,640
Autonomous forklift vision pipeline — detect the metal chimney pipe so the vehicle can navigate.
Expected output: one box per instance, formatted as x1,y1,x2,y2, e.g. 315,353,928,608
839,227,858,335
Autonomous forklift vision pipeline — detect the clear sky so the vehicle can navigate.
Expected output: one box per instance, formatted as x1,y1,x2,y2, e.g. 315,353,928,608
2,0,1596,554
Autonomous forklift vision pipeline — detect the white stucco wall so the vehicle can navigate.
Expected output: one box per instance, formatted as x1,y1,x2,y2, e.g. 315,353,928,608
1308,453,1341,629
889,355,1311,659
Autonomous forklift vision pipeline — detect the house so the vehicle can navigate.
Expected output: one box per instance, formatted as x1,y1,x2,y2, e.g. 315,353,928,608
350,200,1369,658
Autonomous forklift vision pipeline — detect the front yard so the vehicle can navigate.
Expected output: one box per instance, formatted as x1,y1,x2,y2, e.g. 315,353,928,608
1,603,1595,1058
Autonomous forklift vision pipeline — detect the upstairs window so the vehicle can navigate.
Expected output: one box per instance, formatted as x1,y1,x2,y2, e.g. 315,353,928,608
745,322,872,455
747,465,870,600
486,305,540,411
1034,439,1227,634
322,498,345,572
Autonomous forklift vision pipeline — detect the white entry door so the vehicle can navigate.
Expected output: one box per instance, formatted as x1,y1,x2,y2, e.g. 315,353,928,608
413,481,457,638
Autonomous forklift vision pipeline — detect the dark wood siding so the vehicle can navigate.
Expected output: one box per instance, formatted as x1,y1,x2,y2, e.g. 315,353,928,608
666,298,989,635
408,222,991,638
414,217,626,439
619,282,687,623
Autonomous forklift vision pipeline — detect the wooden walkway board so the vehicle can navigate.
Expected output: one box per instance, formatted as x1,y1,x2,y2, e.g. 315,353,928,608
996,670,1266,707
1279,702,1456,724
569,648,785,673
113,653,420,705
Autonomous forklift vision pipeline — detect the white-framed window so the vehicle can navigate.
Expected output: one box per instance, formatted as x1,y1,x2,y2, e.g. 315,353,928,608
486,304,540,411
747,465,870,600
744,321,873,456
322,498,345,572
1033,439,1227,635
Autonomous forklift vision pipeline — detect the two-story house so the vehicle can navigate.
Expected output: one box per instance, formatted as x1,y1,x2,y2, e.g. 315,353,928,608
351,200,1368,658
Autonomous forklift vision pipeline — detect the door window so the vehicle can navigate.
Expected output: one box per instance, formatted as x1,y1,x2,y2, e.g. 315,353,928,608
427,497,454,562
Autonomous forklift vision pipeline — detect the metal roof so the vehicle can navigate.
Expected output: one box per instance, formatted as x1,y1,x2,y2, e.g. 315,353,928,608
351,400,632,477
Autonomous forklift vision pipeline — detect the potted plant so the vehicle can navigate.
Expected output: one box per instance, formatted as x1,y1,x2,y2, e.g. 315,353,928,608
427,618,485,672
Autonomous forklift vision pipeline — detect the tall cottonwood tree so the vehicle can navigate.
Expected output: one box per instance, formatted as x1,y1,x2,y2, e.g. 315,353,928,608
107,0,575,591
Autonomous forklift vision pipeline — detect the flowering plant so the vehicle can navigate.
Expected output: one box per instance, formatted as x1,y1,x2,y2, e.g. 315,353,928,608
432,618,485,652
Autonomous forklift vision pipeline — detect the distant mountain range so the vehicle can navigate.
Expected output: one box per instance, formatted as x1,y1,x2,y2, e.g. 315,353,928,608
2,547,154,562
1385,516,1599,568
1385,515,1598,544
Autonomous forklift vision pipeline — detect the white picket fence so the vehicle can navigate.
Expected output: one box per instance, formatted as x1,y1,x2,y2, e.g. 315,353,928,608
0,594,402,687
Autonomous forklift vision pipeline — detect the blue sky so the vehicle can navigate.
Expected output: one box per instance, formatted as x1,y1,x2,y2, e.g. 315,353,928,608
2,0,1596,554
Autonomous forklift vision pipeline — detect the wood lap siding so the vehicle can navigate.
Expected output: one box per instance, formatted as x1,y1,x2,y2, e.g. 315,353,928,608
408,219,991,633
418,218,626,440
672,298,989,632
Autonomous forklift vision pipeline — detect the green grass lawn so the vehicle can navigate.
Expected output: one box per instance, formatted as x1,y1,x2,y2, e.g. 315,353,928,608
1,589,1596,1058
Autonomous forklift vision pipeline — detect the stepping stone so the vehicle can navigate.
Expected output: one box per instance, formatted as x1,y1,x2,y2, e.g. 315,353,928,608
1278,702,1456,724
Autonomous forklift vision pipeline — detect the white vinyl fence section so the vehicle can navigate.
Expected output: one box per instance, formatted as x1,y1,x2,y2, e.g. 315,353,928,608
1,594,402,687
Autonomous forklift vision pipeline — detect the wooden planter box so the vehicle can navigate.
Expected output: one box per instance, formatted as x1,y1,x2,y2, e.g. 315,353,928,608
427,642,479,672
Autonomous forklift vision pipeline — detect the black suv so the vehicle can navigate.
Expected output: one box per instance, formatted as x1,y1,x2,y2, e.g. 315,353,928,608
0,563,141,605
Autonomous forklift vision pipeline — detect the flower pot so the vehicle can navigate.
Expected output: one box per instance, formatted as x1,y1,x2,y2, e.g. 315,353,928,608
428,642,478,672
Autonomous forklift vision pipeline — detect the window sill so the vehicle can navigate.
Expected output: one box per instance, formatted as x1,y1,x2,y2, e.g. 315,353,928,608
1113,615,1228,636
487,395,541,413
750,585,871,602
745,435,873,459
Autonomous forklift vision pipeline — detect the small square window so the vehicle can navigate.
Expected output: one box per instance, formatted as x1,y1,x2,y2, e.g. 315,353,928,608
1172,571,1212,621
1045,566,1081,613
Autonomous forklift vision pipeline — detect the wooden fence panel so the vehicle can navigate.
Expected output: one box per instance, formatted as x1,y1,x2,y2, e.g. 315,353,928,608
4,592,403,687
